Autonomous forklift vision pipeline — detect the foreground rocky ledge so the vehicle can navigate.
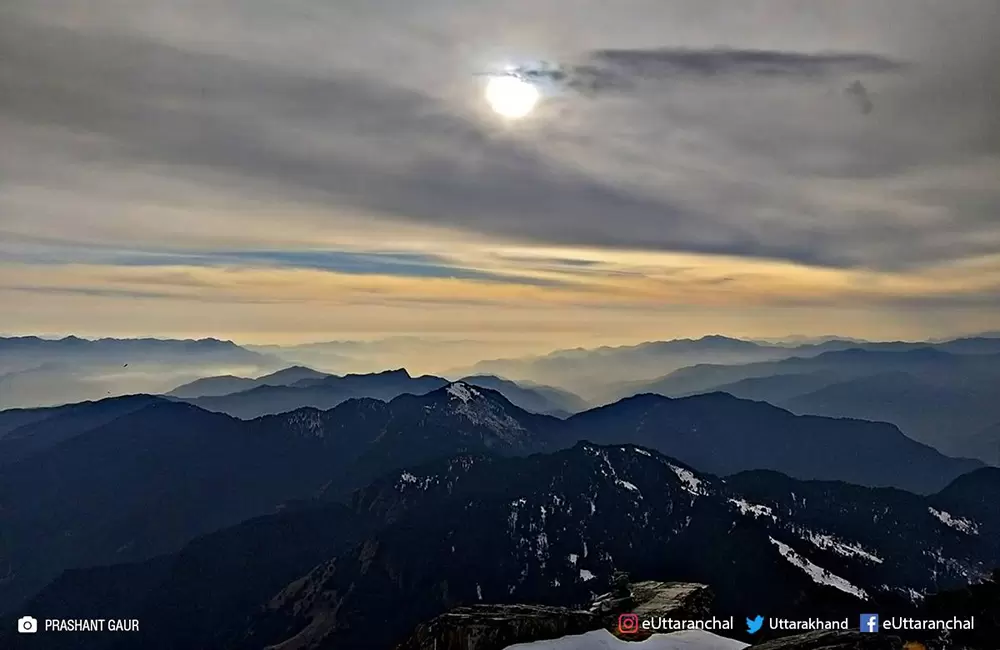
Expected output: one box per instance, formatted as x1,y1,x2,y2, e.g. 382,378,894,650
397,579,711,650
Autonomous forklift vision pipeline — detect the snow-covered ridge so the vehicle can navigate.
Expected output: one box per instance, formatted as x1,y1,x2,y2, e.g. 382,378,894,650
769,537,869,600
443,382,527,441
447,382,479,403
928,507,979,535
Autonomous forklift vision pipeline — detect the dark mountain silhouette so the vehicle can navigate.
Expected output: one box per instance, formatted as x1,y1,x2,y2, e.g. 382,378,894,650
614,348,1000,462
681,370,837,405
563,392,981,494
179,368,448,418
0,394,164,466
166,365,328,398
9,444,994,650
0,400,369,614
0,404,75,437
782,371,1000,460
2,503,371,650
929,467,1000,552
964,423,1000,467
617,347,994,399
0,383,550,613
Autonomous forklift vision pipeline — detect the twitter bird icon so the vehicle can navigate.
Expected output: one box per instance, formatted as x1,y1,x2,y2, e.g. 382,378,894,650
746,615,764,634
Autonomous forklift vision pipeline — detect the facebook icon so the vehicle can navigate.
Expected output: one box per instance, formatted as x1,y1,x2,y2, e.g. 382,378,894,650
860,614,880,633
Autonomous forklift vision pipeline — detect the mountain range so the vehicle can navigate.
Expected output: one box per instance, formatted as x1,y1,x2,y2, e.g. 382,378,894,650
6,442,996,649
457,335,1000,399
0,382,983,615
0,336,284,409
169,368,586,419
610,347,1000,463
165,365,329,398
2,333,997,649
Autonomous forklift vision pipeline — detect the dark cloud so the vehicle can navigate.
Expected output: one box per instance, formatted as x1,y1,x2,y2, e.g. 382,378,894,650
491,255,603,267
6,286,180,300
110,251,568,286
563,48,904,93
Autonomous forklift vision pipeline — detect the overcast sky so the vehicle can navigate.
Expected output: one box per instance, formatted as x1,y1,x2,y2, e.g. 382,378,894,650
2,0,999,353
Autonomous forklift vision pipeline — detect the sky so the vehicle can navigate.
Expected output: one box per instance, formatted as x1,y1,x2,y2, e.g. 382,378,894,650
2,0,999,352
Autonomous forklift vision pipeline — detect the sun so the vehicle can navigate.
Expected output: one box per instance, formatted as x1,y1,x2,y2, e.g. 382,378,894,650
484,75,540,119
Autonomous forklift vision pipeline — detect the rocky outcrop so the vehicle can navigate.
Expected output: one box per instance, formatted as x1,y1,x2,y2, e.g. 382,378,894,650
397,578,712,650
396,604,597,650
750,630,903,650
629,580,713,619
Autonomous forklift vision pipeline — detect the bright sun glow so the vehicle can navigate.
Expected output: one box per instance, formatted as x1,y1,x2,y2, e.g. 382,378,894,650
484,76,540,119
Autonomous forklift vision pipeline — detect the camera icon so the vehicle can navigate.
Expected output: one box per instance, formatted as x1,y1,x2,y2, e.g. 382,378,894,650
18,616,39,634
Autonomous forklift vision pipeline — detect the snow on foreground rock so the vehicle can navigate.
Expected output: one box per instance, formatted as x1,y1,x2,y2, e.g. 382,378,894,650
504,629,748,650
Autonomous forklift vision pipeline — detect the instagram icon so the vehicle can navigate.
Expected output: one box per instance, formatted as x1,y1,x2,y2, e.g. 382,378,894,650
618,613,639,634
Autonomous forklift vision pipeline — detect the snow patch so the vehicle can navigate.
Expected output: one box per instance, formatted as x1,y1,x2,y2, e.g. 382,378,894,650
728,498,776,521
928,507,979,535
477,583,483,601
617,479,639,493
579,569,596,582
633,448,652,457
924,548,982,581
509,498,527,533
799,529,884,565
534,531,549,561
669,465,707,496
769,537,868,600
397,471,437,491
568,553,578,565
